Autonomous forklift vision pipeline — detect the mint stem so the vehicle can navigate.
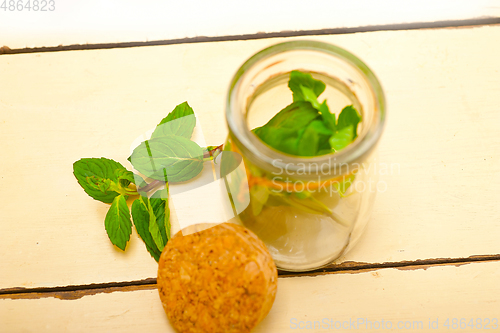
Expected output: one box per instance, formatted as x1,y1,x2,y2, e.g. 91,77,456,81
138,180,164,193
203,144,223,158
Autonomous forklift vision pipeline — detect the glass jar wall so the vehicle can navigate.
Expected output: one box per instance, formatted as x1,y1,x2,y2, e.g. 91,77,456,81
225,40,386,271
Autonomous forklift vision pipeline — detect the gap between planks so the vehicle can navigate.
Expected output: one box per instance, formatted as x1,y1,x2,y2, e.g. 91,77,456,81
1,18,499,55
1,254,499,300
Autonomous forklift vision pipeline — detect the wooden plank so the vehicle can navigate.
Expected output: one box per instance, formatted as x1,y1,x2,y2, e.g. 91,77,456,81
1,1,498,50
2,260,500,332
1,25,499,289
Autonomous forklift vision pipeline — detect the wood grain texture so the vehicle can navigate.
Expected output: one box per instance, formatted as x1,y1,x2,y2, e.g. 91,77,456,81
0,25,499,289
0,284,156,301
1,260,500,332
1,1,498,50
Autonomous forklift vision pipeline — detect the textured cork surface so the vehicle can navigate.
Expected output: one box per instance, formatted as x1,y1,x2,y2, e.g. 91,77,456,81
157,223,278,333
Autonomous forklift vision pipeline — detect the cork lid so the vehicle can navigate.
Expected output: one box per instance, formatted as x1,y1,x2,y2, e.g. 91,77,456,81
157,223,278,333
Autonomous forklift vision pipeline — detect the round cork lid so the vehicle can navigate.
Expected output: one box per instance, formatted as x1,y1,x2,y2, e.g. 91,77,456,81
157,223,278,333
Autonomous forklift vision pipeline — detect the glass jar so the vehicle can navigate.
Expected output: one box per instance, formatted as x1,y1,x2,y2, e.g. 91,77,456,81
224,40,386,272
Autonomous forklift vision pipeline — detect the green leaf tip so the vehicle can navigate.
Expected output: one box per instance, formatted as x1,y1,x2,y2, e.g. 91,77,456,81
151,101,196,140
337,105,361,139
288,70,326,102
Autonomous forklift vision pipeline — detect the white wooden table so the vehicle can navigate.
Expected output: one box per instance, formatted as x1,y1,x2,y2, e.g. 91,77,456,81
1,4,500,332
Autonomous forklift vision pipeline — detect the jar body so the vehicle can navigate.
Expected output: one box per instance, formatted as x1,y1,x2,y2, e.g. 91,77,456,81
225,41,386,271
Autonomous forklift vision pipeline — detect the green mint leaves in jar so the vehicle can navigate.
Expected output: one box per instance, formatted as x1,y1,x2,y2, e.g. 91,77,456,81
253,70,361,157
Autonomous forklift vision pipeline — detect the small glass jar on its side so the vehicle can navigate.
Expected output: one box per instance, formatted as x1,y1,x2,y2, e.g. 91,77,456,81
225,40,386,272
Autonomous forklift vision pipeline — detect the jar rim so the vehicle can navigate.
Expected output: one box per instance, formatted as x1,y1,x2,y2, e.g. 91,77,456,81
226,40,386,175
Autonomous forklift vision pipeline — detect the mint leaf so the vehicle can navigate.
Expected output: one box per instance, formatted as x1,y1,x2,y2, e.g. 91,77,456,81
337,105,361,139
85,176,112,193
104,195,132,251
288,70,326,102
317,148,334,155
300,85,321,109
128,135,204,182
145,197,165,252
116,169,135,187
297,123,320,156
151,188,170,242
253,101,319,154
297,120,334,156
132,193,166,255
319,101,336,132
329,125,354,151
131,187,170,260
131,196,162,261
150,101,196,139
254,127,300,155
304,119,334,136
73,158,134,203
256,101,319,132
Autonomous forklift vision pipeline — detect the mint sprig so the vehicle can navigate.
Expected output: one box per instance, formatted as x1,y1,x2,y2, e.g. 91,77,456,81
73,102,218,261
